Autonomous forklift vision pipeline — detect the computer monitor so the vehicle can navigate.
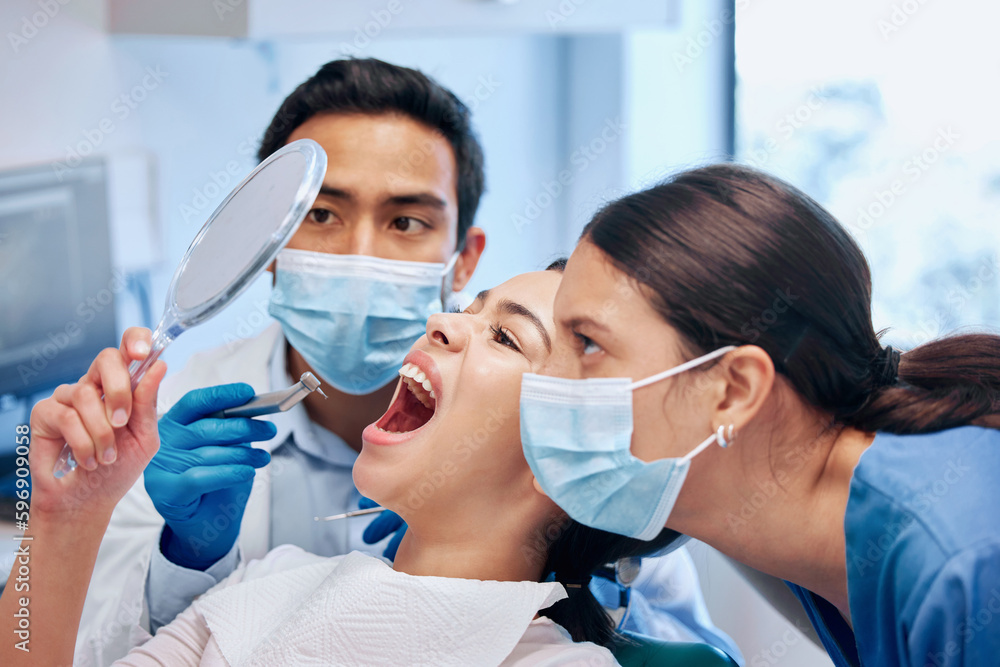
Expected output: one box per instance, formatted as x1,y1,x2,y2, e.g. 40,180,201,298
0,158,117,398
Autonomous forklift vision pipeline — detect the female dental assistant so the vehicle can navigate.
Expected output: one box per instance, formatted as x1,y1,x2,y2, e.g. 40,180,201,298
521,163,1000,667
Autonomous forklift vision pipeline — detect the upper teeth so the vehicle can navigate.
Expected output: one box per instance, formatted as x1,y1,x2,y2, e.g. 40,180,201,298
399,362,437,401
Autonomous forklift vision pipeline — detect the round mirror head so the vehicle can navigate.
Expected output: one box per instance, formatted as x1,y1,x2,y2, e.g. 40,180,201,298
168,139,327,326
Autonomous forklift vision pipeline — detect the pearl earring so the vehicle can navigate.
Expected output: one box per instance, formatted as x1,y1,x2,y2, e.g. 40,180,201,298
716,424,737,448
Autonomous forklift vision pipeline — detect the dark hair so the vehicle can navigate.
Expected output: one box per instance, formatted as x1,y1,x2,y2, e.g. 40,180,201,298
538,521,682,648
257,58,486,246
534,256,685,647
583,163,1000,434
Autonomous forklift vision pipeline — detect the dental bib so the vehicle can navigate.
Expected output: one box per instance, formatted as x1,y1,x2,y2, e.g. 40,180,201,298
195,549,567,666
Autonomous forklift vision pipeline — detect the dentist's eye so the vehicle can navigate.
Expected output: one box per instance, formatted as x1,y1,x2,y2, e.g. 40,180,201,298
307,208,336,225
490,322,521,353
574,332,602,356
391,216,429,234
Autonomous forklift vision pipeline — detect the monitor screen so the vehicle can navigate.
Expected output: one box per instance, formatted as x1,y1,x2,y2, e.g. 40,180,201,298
0,158,117,398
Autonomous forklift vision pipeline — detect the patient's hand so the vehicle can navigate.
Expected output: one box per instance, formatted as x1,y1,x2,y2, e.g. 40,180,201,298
28,327,167,521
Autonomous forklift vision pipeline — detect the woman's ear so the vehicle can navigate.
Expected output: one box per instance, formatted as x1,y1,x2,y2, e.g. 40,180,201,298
531,475,549,498
715,345,776,428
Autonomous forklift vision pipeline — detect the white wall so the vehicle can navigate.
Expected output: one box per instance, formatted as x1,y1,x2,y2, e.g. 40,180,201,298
1,0,574,369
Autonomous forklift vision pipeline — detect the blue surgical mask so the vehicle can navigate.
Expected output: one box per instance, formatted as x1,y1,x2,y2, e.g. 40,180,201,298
268,248,459,395
519,346,736,540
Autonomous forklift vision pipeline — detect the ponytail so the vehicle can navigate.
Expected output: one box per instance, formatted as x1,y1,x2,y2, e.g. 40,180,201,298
844,334,1000,434
538,520,681,648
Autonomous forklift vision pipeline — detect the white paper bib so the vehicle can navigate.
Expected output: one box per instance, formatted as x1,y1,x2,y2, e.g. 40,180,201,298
195,550,568,666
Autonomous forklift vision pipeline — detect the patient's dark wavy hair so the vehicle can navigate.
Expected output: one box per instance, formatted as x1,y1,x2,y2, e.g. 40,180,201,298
539,520,682,648
534,258,685,648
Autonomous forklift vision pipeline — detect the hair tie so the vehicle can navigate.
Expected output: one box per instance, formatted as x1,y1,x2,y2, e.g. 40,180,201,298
873,345,901,387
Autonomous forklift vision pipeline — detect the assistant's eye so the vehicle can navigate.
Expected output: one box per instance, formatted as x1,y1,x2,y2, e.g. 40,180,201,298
574,332,602,356
306,208,337,225
391,217,429,234
490,322,522,353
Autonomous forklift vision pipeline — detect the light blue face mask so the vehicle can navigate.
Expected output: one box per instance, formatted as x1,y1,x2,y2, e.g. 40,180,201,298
268,248,459,395
519,346,736,541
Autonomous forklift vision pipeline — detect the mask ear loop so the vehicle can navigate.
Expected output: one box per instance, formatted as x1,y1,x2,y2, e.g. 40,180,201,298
628,345,737,391
439,250,461,306
681,423,736,462
680,431,724,463
627,345,739,462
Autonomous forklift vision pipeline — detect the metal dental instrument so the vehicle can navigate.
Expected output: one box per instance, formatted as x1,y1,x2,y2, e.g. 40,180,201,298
208,372,327,419
314,507,387,522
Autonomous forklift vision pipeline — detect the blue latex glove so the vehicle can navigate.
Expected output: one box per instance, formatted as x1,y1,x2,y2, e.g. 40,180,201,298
146,383,276,570
360,496,407,561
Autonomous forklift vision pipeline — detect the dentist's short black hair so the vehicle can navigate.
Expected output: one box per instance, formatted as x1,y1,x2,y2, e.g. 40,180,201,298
257,58,486,246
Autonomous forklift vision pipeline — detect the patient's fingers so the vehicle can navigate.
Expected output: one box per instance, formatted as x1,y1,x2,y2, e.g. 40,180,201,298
86,347,133,433
45,394,99,471
71,380,118,466
120,327,152,363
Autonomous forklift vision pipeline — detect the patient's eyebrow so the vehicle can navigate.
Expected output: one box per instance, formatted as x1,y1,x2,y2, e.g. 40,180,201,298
473,289,491,305
495,298,551,352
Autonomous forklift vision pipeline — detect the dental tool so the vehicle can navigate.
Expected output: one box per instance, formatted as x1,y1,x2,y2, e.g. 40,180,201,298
314,507,387,522
207,372,327,418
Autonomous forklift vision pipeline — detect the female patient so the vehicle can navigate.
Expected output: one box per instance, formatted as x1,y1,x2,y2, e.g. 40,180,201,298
1,266,676,666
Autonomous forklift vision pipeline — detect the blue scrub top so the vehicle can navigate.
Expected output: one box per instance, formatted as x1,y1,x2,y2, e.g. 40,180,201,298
786,426,1000,667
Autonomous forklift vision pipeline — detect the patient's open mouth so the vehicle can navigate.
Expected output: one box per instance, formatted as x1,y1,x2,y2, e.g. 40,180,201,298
373,362,438,434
